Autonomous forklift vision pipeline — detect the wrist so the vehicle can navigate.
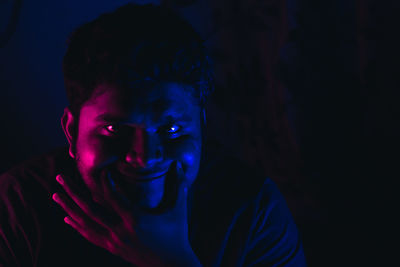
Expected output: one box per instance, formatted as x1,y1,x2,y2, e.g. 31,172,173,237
134,245,202,267
168,247,202,267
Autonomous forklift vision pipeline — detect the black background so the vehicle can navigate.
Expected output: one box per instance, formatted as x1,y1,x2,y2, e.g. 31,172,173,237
1,0,398,266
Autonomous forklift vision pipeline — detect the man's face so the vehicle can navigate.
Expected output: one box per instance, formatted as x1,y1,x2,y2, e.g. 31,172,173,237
63,82,202,209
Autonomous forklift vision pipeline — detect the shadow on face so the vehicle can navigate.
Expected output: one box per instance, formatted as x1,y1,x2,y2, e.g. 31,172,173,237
62,82,203,209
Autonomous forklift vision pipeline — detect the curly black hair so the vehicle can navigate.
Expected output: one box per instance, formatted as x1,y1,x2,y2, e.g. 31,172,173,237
63,3,214,116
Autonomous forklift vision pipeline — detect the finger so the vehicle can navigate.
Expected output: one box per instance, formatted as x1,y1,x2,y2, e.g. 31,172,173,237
147,161,187,215
54,193,111,241
170,161,189,215
64,216,88,237
53,192,91,227
64,216,110,251
56,174,114,229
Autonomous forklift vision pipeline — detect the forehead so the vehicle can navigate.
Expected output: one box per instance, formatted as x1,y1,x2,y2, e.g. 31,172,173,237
80,82,199,123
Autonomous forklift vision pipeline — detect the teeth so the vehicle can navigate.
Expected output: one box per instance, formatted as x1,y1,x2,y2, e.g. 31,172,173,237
119,172,166,183
133,174,166,182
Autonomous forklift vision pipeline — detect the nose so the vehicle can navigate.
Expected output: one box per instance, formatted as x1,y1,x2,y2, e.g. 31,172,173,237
124,126,163,168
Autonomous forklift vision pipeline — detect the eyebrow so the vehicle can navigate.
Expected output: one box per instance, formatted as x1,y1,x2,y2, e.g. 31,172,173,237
160,113,193,123
95,112,193,124
95,114,124,122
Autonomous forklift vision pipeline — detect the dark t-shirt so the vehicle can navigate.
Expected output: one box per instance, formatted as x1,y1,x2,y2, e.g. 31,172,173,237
0,145,306,267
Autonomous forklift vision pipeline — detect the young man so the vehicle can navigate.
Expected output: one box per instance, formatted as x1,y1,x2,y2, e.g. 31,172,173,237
0,4,307,266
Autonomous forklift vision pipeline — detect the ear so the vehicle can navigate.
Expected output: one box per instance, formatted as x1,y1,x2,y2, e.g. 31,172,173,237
200,107,207,143
61,107,77,159
202,108,207,126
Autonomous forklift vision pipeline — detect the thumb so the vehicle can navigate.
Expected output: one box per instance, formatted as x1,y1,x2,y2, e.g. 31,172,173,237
148,161,188,214
174,161,188,210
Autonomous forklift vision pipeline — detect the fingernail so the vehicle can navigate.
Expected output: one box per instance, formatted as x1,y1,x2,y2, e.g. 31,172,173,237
177,161,183,171
56,175,64,185
64,216,71,224
52,193,59,202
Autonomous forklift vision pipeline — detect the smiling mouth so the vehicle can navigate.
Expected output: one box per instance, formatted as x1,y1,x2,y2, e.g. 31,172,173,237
116,169,168,183
132,172,167,182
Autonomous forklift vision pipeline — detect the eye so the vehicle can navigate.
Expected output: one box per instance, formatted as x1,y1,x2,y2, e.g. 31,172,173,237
164,124,182,138
167,125,180,134
105,124,120,134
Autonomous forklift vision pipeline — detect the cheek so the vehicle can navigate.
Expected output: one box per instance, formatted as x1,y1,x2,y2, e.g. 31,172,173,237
76,135,113,170
182,150,201,183
166,136,202,181
182,151,198,167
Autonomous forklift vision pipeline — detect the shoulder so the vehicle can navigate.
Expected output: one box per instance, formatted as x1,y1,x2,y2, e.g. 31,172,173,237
0,147,71,199
195,141,269,209
0,147,71,267
194,141,307,266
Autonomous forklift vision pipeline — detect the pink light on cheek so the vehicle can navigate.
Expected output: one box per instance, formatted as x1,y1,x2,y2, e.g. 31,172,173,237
79,150,97,168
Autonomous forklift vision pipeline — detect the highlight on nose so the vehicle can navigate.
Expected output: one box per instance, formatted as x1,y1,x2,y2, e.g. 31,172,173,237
124,126,163,168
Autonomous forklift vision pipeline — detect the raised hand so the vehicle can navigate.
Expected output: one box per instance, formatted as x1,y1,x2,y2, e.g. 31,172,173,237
52,162,201,267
